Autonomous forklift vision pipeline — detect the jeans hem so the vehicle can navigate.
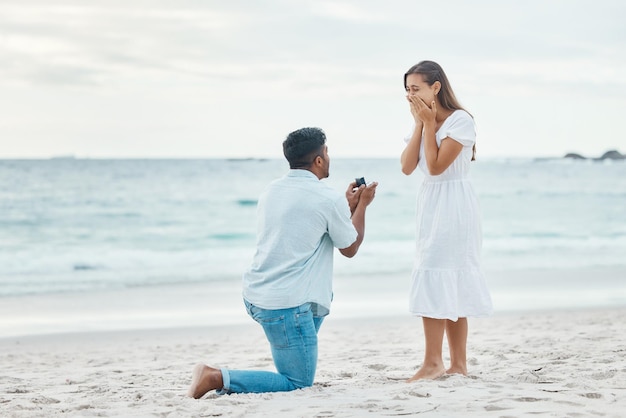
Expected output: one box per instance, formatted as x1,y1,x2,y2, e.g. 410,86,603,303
216,368,230,395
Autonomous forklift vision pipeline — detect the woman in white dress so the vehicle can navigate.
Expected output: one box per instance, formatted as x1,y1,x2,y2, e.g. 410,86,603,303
400,60,492,381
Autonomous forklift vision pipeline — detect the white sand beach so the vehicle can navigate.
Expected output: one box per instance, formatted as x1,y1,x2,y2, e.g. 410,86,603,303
1,306,625,417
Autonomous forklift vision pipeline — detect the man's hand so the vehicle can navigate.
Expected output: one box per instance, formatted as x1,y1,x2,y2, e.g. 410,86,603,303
358,182,378,208
345,181,364,215
346,181,378,214
339,181,378,258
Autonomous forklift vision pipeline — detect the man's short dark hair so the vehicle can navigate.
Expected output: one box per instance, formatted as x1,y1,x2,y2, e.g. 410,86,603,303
282,127,326,169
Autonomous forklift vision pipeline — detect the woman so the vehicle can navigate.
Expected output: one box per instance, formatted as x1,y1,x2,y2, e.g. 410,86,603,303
400,60,492,380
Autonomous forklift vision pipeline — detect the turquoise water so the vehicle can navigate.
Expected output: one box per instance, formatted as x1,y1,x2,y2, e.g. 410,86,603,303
1,158,625,297
1,157,625,336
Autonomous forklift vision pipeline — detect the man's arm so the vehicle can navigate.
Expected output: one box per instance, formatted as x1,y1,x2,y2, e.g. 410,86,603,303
339,182,377,258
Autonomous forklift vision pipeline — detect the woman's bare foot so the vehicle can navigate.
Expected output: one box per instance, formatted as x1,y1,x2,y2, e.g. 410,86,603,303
187,363,224,399
406,363,446,382
445,366,467,376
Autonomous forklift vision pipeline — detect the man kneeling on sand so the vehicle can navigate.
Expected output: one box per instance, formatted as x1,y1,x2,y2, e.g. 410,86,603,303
188,127,377,397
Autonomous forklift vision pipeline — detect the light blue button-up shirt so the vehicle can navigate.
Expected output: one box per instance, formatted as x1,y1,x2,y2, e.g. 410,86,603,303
242,169,357,312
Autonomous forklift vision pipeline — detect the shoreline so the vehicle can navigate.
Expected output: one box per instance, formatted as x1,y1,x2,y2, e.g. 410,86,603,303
0,303,622,343
1,266,625,339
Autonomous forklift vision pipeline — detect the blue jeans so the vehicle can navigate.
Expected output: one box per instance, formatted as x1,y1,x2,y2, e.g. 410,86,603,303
219,301,325,394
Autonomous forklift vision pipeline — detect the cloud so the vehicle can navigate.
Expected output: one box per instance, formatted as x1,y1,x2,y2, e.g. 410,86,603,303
1,0,625,158
4,0,624,96
0,2,254,86
304,0,394,23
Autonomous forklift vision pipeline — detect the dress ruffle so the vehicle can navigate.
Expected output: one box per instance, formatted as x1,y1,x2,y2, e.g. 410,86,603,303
409,268,493,321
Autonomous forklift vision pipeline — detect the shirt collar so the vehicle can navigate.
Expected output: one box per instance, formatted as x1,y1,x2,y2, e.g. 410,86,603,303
287,169,319,180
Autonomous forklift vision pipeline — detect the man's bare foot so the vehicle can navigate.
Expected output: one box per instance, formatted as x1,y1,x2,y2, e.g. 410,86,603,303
187,363,224,399
445,367,467,376
406,364,446,382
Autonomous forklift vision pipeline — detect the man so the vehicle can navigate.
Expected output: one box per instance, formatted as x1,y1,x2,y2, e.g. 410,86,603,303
188,127,377,397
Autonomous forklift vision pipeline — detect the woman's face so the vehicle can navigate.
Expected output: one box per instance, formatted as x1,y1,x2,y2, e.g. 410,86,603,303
405,73,436,105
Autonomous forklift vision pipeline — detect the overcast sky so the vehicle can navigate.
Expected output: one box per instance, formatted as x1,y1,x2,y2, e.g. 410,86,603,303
1,0,625,158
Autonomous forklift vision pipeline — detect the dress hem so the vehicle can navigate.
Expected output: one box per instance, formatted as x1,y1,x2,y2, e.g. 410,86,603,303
409,310,493,322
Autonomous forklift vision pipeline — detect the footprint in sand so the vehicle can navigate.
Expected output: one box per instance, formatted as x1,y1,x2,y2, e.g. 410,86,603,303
31,396,60,404
407,390,431,398
6,388,29,394
590,370,616,380
580,392,603,399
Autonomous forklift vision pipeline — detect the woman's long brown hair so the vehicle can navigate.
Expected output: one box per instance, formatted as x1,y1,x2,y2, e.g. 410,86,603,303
404,61,476,160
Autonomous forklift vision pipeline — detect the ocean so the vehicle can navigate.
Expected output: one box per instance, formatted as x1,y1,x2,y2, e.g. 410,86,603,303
1,158,625,336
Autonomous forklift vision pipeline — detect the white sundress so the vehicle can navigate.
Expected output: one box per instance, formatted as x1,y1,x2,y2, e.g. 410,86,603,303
405,110,493,321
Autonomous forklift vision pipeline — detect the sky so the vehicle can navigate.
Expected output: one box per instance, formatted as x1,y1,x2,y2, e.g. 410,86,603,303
1,0,625,159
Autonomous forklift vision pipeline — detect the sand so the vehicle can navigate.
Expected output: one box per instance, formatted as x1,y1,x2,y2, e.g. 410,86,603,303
1,307,625,417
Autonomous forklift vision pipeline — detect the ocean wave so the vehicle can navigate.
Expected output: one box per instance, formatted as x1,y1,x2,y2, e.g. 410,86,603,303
236,199,258,206
2,158,624,298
